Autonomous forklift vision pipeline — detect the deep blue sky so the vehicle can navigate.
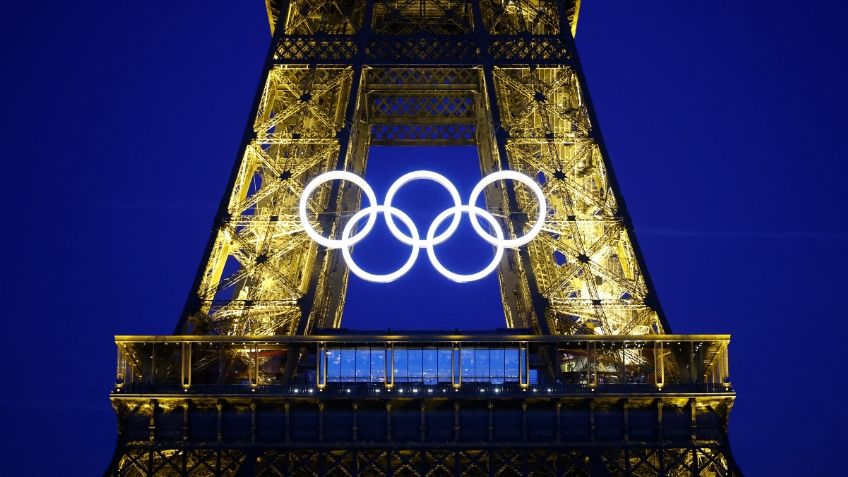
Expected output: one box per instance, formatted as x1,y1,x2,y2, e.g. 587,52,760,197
3,1,847,475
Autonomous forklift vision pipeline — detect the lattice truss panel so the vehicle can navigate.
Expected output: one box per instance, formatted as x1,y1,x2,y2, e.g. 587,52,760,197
187,66,356,336
372,0,474,34
283,0,366,34
113,447,733,476
491,66,663,336
365,67,479,145
479,0,561,35
268,0,580,36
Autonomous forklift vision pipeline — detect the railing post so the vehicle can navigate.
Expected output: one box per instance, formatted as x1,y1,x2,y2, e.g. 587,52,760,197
317,342,327,390
654,341,664,390
251,342,259,390
452,343,461,389
385,342,394,389
116,342,125,390
181,342,192,391
519,342,529,388
588,342,597,388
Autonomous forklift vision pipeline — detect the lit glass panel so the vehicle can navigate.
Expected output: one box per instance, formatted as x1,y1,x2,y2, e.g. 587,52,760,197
394,348,408,382
408,348,423,382
423,348,437,384
327,349,341,380
461,349,474,382
371,348,386,382
341,348,356,382
437,349,453,382
475,348,490,381
490,348,505,384
356,349,370,382
504,349,519,382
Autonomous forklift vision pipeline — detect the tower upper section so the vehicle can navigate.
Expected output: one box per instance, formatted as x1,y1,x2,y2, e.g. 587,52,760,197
265,0,582,37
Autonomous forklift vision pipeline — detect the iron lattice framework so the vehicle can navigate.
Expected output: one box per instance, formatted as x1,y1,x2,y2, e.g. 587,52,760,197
177,0,664,339
107,1,741,475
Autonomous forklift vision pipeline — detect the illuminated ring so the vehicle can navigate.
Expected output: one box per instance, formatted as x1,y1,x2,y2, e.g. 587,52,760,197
467,170,547,248
425,205,505,283
299,170,379,249
341,205,420,283
383,171,463,247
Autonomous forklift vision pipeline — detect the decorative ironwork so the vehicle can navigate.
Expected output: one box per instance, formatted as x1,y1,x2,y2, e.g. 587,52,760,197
107,0,741,474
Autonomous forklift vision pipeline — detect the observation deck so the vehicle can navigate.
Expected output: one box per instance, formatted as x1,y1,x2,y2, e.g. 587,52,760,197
109,331,736,473
113,331,731,398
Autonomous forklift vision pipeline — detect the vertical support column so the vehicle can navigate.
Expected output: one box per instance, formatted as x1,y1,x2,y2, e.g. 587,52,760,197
519,342,530,388
149,399,157,443
654,341,665,390
216,400,223,443
181,342,192,391
351,401,359,442
175,0,294,334
656,400,664,442
469,0,550,334
689,342,697,384
588,400,596,443
551,0,671,333
317,342,327,390
689,397,697,441
148,343,156,386
487,401,494,442
250,401,257,443
115,343,125,390
588,342,597,388
217,344,224,385
297,0,376,334
452,344,461,389
386,343,394,389
555,401,562,443
251,342,259,390
318,401,325,441
284,400,291,442
182,401,189,442
453,401,461,442
521,400,528,443
385,401,392,443
420,401,427,442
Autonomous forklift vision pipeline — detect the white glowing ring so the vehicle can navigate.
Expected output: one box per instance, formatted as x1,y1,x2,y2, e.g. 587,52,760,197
298,169,546,282
383,171,463,247
299,170,379,249
467,170,547,248
426,205,505,283
341,205,420,283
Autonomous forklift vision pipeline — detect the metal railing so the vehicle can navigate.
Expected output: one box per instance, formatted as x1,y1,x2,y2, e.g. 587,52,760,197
113,333,731,395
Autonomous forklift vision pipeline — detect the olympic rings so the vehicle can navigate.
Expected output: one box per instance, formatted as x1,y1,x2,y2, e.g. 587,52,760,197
299,170,546,283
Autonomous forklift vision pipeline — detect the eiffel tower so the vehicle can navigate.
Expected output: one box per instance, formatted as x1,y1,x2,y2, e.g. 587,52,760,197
107,1,741,475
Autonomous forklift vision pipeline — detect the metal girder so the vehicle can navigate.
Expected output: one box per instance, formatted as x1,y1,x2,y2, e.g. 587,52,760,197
110,2,743,475
176,0,669,337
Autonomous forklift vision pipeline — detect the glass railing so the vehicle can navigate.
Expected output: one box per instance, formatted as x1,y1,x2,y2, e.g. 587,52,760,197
112,333,731,395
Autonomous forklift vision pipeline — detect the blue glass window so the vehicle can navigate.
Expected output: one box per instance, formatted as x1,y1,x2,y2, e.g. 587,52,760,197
371,348,385,382
437,349,453,382
475,348,490,381
341,348,356,382
408,348,423,382
461,349,475,382
490,348,505,383
504,349,519,381
394,348,408,382
423,348,437,384
326,349,341,380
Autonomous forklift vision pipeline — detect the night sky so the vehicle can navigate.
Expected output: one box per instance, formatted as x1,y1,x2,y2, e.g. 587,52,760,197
3,1,847,475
